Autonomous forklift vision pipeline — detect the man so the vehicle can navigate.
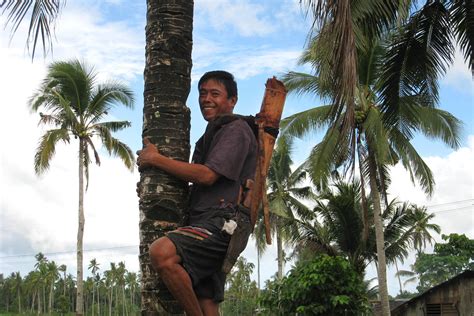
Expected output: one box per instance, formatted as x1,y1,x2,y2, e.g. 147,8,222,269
137,71,257,316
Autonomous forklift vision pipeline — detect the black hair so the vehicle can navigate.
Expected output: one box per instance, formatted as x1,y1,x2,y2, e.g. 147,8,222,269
198,70,238,99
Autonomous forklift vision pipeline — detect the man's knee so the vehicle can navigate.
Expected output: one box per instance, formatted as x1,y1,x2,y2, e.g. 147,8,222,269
149,237,179,272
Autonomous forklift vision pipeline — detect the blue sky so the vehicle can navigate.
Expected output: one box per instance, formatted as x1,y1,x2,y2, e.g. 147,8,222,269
1,0,473,296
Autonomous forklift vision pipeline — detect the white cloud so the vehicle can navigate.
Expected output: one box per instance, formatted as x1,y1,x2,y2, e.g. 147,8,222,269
196,0,273,37
442,49,474,93
0,13,141,276
192,42,301,81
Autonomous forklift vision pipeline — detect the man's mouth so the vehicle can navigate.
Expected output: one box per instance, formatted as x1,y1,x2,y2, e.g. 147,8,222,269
201,105,215,110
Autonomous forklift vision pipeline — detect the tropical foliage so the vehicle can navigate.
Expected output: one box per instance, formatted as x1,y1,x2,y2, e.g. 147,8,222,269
29,59,135,315
291,181,442,276
254,138,314,279
0,256,140,315
260,255,370,315
398,233,474,292
221,257,259,316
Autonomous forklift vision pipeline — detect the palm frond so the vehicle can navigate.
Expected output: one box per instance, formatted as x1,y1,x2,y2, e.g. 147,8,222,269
34,128,69,174
379,2,454,124
86,82,134,125
280,104,332,139
399,103,462,149
306,125,340,190
389,129,435,195
281,71,332,100
449,0,474,71
363,105,391,164
46,60,96,115
93,121,132,133
2,0,64,60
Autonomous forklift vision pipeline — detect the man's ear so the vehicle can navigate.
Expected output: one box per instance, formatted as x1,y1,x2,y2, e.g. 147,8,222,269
230,96,237,107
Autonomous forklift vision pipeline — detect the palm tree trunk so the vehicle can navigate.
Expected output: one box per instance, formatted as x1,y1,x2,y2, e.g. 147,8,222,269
367,149,391,316
395,260,403,295
37,290,41,315
97,286,100,316
257,246,261,290
92,285,95,316
108,289,112,316
139,0,193,314
276,230,284,280
18,289,22,314
357,136,369,243
49,281,54,314
77,138,85,316
31,289,36,313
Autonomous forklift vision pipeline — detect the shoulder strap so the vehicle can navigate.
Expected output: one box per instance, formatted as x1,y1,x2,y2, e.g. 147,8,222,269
197,114,257,164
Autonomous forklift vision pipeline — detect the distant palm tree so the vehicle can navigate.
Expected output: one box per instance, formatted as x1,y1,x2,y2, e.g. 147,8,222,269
256,138,314,279
293,181,441,277
88,259,100,315
409,206,441,254
45,261,59,313
29,59,135,316
13,272,23,314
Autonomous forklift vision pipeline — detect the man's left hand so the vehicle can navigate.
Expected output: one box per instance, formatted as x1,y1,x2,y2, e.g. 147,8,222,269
136,138,160,171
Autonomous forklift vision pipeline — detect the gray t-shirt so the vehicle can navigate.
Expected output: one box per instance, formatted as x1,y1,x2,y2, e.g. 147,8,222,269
189,119,257,224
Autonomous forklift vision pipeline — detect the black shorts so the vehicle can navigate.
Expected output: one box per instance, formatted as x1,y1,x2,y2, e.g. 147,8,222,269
167,216,231,302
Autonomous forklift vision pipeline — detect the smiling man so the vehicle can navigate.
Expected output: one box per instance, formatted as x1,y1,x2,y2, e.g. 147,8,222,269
137,71,257,316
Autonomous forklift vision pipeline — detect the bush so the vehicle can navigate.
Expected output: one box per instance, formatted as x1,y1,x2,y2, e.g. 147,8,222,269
260,255,369,315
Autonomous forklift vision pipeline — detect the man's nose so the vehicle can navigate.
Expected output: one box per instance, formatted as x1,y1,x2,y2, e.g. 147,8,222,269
201,93,211,102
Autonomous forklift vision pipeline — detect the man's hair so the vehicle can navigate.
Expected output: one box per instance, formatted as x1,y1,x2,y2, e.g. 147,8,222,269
198,70,238,99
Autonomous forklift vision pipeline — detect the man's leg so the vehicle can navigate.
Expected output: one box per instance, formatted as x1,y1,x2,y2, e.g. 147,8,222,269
149,237,203,316
198,298,220,316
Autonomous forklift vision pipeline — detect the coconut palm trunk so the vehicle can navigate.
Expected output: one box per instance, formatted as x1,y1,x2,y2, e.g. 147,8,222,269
77,139,85,316
276,232,284,280
139,1,193,314
367,147,390,316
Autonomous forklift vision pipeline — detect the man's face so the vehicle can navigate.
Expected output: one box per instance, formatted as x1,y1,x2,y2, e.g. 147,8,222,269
199,79,237,121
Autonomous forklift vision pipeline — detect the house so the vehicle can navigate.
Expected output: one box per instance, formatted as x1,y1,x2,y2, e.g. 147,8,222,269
391,270,473,316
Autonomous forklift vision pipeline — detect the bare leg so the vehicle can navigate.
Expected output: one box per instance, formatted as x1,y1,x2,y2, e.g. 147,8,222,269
199,298,220,316
149,237,203,316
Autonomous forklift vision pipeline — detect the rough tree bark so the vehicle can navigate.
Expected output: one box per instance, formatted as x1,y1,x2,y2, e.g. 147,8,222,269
139,1,193,315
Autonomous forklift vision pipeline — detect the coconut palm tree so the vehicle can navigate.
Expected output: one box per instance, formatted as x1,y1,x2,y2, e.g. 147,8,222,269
137,1,193,314
409,206,441,254
281,29,462,314
29,59,135,315
299,0,473,132
293,181,441,276
255,138,314,279
88,259,100,315
45,260,59,314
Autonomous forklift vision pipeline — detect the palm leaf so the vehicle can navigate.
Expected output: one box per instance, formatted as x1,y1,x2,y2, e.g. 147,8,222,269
86,82,134,125
34,128,69,174
380,2,454,124
280,104,332,139
389,129,435,195
449,0,474,72
2,0,64,60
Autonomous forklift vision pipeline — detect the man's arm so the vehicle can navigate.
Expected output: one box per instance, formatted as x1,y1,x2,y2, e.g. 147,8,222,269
137,138,219,186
